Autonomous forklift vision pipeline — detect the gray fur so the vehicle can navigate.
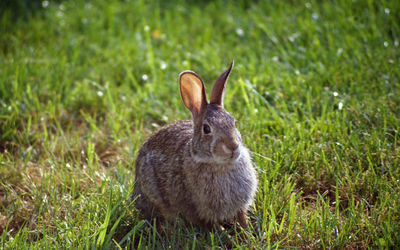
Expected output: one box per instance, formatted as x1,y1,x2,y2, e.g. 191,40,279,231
132,64,257,229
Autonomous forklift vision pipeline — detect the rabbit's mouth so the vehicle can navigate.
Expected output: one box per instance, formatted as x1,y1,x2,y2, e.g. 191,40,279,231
213,154,240,165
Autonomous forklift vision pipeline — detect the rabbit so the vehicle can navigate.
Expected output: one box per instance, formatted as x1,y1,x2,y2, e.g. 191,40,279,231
132,61,257,229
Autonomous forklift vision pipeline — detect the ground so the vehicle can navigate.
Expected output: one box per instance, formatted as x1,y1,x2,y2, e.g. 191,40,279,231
1,0,399,248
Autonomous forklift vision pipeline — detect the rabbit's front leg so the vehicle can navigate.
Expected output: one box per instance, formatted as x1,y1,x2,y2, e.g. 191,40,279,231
236,209,248,228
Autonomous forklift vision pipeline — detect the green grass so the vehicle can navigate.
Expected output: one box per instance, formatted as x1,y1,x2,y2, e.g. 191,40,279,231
1,0,399,248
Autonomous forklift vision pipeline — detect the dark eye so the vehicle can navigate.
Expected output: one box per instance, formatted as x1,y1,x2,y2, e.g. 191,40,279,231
203,124,211,134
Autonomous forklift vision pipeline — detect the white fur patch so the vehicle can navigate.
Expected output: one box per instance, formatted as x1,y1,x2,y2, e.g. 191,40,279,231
221,143,230,154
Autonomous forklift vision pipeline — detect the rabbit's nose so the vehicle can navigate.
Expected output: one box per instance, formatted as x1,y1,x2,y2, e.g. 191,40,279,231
229,140,239,152
231,146,240,159
222,138,239,151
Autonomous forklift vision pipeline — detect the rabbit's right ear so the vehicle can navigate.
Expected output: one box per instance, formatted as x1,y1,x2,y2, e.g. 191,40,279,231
179,71,208,119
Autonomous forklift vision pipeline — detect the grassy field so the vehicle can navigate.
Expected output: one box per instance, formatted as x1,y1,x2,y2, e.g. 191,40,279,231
1,0,399,248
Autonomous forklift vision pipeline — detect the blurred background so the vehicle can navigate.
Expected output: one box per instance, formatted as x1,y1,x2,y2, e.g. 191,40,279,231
0,0,399,248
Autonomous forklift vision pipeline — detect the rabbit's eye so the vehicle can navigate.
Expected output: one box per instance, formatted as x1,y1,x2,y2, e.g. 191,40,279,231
203,124,211,134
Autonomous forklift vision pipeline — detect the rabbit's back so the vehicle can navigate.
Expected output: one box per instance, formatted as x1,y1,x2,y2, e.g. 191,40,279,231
133,120,194,219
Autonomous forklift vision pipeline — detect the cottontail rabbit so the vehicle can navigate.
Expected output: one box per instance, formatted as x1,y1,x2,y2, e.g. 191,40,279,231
132,62,257,229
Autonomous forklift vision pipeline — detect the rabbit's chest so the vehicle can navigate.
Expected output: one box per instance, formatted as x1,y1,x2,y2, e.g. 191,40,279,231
191,167,254,221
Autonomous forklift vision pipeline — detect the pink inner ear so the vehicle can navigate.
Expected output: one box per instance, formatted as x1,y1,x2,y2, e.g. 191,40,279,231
179,72,207,117
192,100,200,114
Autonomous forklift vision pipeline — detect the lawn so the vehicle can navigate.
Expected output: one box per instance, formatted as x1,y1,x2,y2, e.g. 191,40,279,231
1,0,399,248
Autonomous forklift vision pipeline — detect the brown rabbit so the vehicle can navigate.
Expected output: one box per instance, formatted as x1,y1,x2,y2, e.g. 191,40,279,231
132,62,257,229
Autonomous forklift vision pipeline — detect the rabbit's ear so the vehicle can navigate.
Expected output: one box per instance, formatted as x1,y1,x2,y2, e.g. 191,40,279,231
210,61,234,106
180,71,208,118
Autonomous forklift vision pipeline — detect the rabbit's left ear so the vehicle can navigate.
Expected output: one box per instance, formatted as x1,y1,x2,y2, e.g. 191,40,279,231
180,71,208,119
210,61,234,106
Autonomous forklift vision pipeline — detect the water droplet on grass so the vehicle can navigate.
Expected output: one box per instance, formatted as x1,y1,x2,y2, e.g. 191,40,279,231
333,92,338,97
384,8,390,14
338,102,343,110
160,61,167,70
97,91,103,97
42,1,49,8
337,48,343,55
312,13,319,20
288,32,300,42
384,41,388,47
56,11,64,18
236,28,244,36
382,74,390,80
142,74,148,81
244,79,253,87
144,25,150,31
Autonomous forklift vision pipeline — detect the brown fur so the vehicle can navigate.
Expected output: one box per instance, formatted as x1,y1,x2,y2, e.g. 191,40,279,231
132,62,257,229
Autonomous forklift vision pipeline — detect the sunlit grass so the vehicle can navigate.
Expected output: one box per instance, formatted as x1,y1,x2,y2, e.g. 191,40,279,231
1,0,399,248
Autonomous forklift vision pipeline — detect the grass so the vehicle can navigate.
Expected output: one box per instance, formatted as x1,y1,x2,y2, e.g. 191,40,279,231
1,0,399,248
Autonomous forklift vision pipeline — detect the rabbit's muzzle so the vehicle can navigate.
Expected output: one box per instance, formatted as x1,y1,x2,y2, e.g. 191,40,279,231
214,138,241,162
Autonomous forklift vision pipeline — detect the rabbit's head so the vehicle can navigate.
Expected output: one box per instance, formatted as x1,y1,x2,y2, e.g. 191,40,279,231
179,62,243,164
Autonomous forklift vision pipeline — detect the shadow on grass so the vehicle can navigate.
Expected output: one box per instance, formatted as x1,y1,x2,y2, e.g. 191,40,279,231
0,0,256,20
109,218,249,249
1,0,47,20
